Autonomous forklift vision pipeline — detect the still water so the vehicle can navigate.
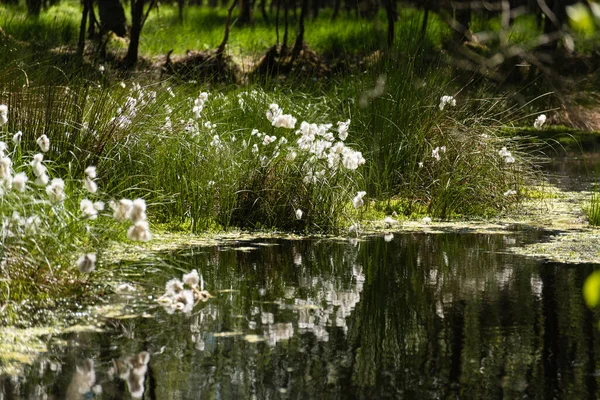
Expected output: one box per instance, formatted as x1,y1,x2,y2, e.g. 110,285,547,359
2,232,600,399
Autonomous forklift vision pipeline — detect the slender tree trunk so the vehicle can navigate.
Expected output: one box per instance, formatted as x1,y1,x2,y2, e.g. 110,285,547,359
383,0,396,47
26,0,42,16
177,0,184,22
78,0,90,57
420,4,429,43
453,1,471,43
259,0,269,23
291,0,307,60
331,0,341,21
217,0,238,58
311,0,318,19
275,0,281,44
124,0,143,67
282,0,289,53
239,0,254,24
124,0,156,68
87,3,97,38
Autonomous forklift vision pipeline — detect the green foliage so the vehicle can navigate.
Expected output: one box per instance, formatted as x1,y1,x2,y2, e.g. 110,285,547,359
583,270,600,308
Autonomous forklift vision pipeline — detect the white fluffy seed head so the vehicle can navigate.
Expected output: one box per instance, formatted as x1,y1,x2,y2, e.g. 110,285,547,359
77,253,96,273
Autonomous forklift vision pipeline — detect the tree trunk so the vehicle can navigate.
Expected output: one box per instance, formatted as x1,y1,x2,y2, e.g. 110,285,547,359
87,3,98,39
259,0,269,24
239,0,254,24
291,0,307,60
420,4,429,44
78,0,90,58
383,0,396,47
453,1,471,43
26,0,42,16
282,0,289,53
123,0,145,68
217,0,238,59
177,0,184,22
311,0,318,19
331,0,340,21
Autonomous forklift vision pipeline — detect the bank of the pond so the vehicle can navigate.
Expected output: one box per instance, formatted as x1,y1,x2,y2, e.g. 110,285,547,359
101,180,597,269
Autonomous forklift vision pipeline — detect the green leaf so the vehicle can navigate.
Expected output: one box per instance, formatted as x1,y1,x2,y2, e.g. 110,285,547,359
583,270,600,308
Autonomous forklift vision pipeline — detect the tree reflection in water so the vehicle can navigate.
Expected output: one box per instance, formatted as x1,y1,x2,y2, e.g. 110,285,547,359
1,232,600,398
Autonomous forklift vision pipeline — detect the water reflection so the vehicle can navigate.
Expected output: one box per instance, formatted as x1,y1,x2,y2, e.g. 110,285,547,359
2,232,600,398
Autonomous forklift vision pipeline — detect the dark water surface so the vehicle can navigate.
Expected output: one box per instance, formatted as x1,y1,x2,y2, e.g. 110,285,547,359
3,232,600,399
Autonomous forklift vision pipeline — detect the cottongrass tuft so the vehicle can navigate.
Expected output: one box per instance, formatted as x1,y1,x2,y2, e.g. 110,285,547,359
110,199,133,221
439,95,456,111
36,134,50,152
422,216,432,224
353,191,366,209
129,198,147,223
383,216,397,228
183,269,200,288
80,199,98,219
77,253,96,273
84,177,97,194
12,172,27,192
295,209,303,220
0,104,7,126
534,114,547,130
46,178,66,203
12,131,21,145
127,220,152,241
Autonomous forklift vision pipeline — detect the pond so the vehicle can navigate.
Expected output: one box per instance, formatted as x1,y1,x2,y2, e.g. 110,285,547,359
2,230,600,399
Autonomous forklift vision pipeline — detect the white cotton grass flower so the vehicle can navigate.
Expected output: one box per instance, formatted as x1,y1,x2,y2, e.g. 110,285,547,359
0,142,6,157
35,173,49,186
111,199,133,222
30,153,46,178
84,177,98,194
98,64,105,74
337,119,350,141
266,103,281,122
383,216,397,228
127,220,152,241
116,283,136,295
286,151,297,161
77,253,96,273
12,131,22,145
46,178,66,203
534,114,547,130
183,269,200,288
295,209,303,220
266,104,297,129
273,114,297,129
165,278,184,296
384,233,394,242
0,157,12,181
13,172,27,193
341,148,365,170
36,134,50,152
0,104,7,126
422,216,432,224
504,189,517,196
128,198,147,223
439,95,456,111
432,147,441,161
263,135,277,145
353,191,367,209
498,147,515,164
80,199,98,219
85,166,97,179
